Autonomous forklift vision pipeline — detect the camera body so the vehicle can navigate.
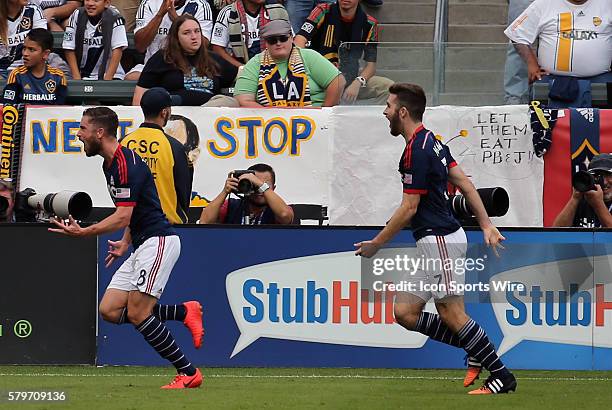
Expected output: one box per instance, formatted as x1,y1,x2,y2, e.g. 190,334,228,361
232,170,256,195
572,170,604,193
0,196,8,215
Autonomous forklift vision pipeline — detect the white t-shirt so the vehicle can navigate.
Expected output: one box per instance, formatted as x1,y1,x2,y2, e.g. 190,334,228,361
30,0,70,9
211,4,263,59
135,0,213,63
63,7,128,80
0,4,47,70
505,0,611,77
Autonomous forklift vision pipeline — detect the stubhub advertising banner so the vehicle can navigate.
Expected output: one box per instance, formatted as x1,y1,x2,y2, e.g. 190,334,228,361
97,227,612,370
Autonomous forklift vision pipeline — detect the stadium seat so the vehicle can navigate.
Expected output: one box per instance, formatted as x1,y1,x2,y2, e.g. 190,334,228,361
0,79,137,105
290,204,328,225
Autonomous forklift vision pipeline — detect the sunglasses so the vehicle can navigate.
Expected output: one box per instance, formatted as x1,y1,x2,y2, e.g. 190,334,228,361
265,35,290,45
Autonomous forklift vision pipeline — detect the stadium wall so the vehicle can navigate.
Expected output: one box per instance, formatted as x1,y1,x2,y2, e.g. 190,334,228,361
96,226,612,370
0,225,97,365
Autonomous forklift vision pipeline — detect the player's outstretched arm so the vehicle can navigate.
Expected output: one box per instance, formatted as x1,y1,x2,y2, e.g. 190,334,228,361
105,227,132,267
49,206,133,237
355,193,419,258
448,166,505,255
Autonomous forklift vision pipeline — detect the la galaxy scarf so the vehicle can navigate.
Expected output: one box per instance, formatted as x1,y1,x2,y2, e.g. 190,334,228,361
256,46,311,107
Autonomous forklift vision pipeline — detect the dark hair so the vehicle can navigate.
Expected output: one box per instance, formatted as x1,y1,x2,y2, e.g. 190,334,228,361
25,28,54,51
0,2,7,46
82,107,119,137
388,83,426,122
248,163,276,185
163,14,218,79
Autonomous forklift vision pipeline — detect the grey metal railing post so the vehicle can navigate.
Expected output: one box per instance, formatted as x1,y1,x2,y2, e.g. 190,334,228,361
433,0,448,106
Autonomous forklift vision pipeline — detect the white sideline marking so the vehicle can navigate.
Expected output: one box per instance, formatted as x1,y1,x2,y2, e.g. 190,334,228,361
0,373,610,381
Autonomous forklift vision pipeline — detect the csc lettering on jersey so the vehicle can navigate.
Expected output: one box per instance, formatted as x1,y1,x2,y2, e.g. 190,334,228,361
30,119,135,153
207,116,315,159
226,251,429,358
490,255,612,356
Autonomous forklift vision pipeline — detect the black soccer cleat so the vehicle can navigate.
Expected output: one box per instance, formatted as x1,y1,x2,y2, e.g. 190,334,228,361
468,372,517,395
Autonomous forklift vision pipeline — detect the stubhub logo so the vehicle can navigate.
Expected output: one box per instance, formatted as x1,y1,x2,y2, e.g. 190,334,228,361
226,251,431,357
492,255,612,356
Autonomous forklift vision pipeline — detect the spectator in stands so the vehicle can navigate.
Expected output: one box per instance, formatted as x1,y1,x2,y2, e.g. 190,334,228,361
285,0,332,34
503,0,534,104
31,0,83,31
112,0,140,32
294,0,392,105
210,0,289,69
199,163,294,225
553,154,612,228
234,19,342,107
504,0,611,108
127,0,214,81
0,179,15,223
0,0,47,79
63,0,128,80
133,14,238,106
2,28,67,104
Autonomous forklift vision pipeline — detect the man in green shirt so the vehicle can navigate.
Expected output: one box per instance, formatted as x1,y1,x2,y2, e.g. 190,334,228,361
234,19,342,107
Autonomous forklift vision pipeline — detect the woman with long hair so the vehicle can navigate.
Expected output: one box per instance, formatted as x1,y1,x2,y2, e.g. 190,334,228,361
133,14,237,106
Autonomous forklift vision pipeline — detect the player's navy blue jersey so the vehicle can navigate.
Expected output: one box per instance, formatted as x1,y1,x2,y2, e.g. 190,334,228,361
399,124,461,241
103,145,175,249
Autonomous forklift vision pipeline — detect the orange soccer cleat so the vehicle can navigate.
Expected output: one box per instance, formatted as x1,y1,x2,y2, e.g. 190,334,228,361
468,373,517,395
463,364,482,387
161,368,203,389
183,301,204,349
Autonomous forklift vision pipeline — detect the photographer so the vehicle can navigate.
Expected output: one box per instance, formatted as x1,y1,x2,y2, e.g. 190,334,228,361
0,179,15,223
553,153,612,228
199,163,294,225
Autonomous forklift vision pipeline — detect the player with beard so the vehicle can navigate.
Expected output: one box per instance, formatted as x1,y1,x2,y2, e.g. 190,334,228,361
199,163,294,225
49,107,203,389
355,83,517,395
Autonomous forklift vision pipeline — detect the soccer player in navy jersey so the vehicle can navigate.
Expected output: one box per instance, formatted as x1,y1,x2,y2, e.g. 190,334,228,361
354,83,517,395
49,107,203,389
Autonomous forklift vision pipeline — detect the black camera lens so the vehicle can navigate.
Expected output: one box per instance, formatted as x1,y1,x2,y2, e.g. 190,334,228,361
448,187,509,220
0,196,8,214
572,170,596,192
237,179,254,194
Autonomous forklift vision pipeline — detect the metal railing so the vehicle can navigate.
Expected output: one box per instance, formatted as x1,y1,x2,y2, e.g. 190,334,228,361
432,0,449,106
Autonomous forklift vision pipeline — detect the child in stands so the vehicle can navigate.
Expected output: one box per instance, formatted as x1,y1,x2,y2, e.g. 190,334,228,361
2,28,67,104
63,0,127,80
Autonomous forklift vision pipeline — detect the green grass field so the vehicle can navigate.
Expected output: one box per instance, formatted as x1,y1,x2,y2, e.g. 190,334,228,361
0,367,611,409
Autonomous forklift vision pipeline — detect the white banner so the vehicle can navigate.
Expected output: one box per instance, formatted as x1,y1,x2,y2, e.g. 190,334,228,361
329,105,543,227
19,105,542,226
20,106,333,208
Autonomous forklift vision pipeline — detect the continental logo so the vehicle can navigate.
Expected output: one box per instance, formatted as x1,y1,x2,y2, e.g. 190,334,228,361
1,106,19,179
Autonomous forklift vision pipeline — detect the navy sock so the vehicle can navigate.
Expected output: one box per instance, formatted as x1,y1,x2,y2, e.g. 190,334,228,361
153,304,187,322
458,318,508,376
415,312,461,347
135,315,196,376
115,305,187,324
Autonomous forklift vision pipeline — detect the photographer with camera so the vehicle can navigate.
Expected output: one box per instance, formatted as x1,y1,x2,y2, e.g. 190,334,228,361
199,163,294,225
553,153,612,228
0,179,15,223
